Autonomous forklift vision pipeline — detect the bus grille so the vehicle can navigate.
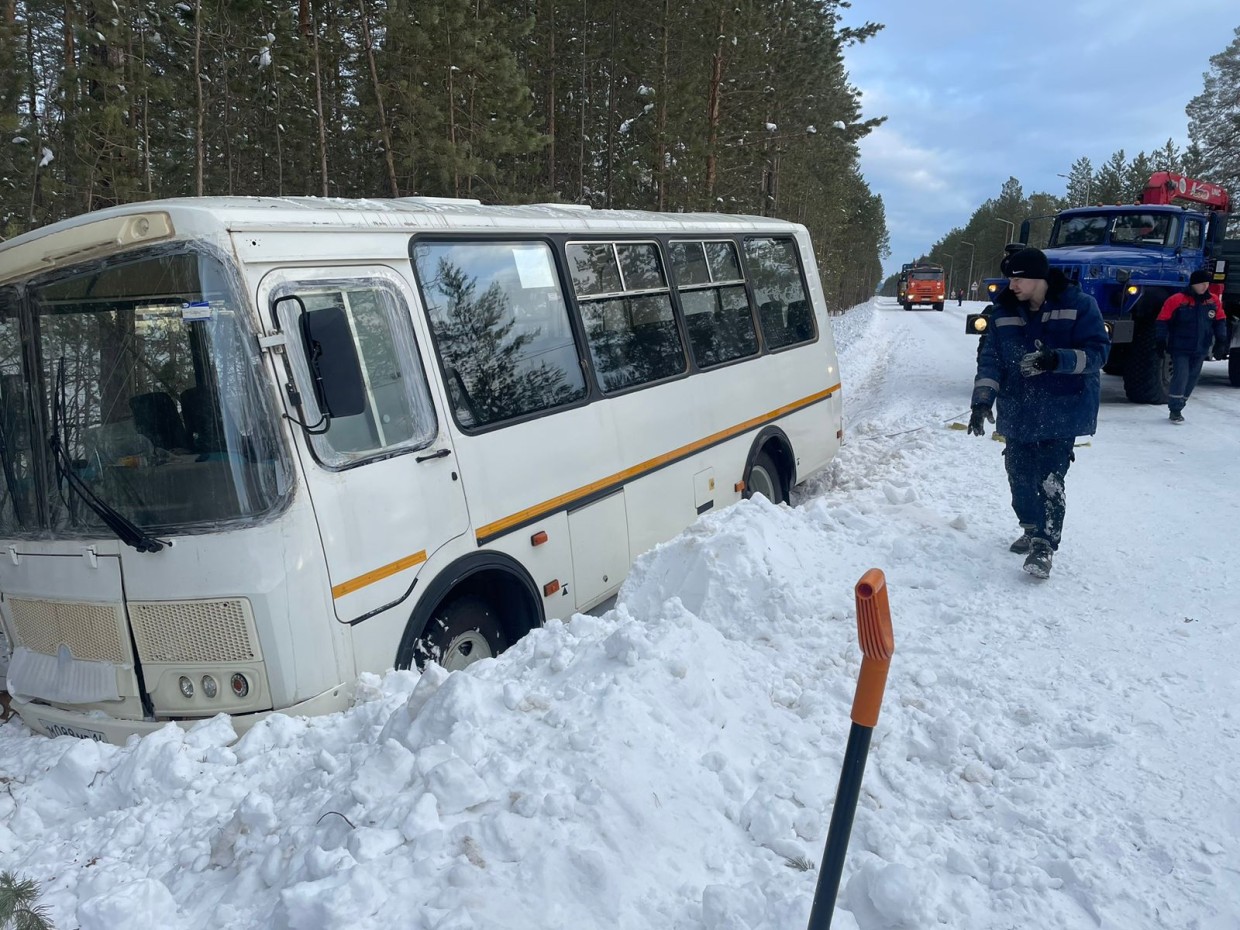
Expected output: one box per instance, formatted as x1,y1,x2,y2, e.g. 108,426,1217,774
7,598,129,664
128,598,260,664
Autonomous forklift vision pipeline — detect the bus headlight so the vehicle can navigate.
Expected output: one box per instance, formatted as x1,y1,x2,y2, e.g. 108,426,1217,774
178,676,195,699
1126,285,1139,296
987,283,998,294
201,675,218,699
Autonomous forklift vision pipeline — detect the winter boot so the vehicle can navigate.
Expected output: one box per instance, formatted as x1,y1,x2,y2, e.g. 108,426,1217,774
1169,410,1184,424
1009,532,1034,554
1022,540,1053,579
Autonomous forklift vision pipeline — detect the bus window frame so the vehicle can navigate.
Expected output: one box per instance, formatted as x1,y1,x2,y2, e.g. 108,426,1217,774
667,237,761,370
407,231,823,439
566,237,691,397
268,267,441,474
409,234,596,437
740,235,820,354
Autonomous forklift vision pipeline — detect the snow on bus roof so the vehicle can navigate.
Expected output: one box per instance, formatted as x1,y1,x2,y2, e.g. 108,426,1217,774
2,195,794,244
0,196,800,284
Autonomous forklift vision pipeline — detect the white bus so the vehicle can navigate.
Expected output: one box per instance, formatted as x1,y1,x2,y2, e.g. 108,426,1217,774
0,197,843,743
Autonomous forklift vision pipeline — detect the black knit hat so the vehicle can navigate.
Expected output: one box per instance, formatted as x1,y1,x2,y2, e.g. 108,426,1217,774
1189,269,1211,285
1000,247,1049,280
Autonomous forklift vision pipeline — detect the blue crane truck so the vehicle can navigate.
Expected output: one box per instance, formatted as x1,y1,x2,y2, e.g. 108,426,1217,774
967,172,1240,403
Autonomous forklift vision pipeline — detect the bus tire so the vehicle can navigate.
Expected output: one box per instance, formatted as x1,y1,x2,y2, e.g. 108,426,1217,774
745,450,787,504
395,553,542,672
1229,351,1240,387
412,594,508,672
1122,320,1170,404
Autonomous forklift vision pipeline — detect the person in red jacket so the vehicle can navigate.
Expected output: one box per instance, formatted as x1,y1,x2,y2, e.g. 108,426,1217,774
1155,269,1228,423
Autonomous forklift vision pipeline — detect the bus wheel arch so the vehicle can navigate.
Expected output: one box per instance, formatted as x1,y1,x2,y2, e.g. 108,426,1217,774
396,552,544,672
743,428,794,504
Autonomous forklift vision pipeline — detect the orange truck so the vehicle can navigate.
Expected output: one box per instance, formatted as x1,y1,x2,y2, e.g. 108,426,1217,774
898,261,946,311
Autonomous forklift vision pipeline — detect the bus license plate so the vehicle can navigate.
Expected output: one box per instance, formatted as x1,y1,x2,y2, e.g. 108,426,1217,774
39,720,106,742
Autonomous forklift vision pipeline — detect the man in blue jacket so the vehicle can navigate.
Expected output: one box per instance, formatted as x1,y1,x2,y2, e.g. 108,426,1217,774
967,247,1110,579
1155,268,1228,423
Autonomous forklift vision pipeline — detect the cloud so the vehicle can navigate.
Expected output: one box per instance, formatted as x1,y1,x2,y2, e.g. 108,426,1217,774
841,0,1237,277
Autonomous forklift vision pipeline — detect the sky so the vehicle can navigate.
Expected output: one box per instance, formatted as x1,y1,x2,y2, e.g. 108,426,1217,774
3,298,1239,929
839,2,1240,280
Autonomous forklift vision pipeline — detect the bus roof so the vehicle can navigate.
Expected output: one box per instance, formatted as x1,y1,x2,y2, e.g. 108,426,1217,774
0,196,804,285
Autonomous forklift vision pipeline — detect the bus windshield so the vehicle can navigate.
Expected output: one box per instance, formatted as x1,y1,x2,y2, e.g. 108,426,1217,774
0,246,290,539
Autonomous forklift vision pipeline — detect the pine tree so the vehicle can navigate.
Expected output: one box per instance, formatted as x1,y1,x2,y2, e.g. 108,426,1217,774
1186,26,1240,194
1092,149,1127,204
1062,156,1093,207
0,871,54,930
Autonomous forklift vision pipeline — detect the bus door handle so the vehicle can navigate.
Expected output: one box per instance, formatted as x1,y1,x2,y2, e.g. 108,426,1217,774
415,448,452,463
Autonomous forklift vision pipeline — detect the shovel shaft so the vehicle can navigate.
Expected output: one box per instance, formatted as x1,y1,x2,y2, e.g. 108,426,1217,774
806,722,873,930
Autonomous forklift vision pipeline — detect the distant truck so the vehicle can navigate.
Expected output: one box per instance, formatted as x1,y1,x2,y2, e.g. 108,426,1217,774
898,261,946,311
967,171,1240,403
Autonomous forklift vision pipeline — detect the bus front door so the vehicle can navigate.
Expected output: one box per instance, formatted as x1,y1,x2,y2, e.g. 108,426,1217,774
263,266,472,627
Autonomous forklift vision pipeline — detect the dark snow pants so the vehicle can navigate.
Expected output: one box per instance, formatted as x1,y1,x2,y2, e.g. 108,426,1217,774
1168,353,1206,415
1004,438,1075,551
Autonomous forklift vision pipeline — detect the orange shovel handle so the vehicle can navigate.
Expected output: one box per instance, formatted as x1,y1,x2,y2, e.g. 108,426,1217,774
850,569,894,727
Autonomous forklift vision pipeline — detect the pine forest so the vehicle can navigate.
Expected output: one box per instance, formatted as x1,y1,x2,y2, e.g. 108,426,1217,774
0,0,889,310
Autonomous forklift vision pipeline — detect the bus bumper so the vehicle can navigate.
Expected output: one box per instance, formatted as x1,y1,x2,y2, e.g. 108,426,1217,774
11,682,354,746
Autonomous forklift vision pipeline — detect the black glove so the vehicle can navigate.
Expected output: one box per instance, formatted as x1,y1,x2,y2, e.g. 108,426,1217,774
967,404,994,437
1155,337,1168,355
1019,347,1058,377
1213,337,1228,360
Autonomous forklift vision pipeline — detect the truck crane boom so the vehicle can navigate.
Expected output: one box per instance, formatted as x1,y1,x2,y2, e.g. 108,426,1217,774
1141,171,1230,213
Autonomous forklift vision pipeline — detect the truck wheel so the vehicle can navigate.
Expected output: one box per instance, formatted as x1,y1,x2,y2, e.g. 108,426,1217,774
934,302,944,311
1102,343,1128,376
1122,323,1170,404
413,594,508,671
1230,351,1240,387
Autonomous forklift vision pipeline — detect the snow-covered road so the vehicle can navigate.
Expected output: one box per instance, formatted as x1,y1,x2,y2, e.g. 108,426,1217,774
1,296,1237,930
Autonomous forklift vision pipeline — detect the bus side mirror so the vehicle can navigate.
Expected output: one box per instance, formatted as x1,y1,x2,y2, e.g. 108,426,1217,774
1019,219,1030,244
299,305,367,419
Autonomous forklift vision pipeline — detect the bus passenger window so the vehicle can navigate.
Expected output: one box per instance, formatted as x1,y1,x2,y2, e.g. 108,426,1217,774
414,241,587,428
670,240,757,368
569,241,687,393
744,238,815,350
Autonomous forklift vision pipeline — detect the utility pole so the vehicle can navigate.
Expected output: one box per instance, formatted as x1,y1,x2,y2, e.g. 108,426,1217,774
961,240,976,296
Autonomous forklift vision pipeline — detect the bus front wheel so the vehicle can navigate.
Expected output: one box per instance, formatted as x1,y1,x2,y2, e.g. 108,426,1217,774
414,594,508,672
745,450,787,504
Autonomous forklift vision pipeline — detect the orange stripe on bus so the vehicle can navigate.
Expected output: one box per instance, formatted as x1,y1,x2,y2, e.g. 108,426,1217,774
474,383,840,542
332,550,428,599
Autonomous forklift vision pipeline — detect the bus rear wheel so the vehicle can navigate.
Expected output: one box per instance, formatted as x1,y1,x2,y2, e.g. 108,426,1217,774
414,594,508,671
745,450,787,504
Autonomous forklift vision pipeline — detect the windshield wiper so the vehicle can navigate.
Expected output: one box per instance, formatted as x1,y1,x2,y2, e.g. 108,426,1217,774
49,358,167,553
